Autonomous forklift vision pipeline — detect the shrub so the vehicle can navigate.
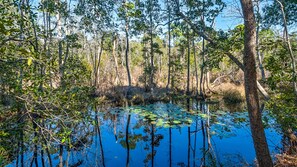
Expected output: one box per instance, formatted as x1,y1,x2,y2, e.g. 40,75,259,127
131,94,145,105
222,89,244,104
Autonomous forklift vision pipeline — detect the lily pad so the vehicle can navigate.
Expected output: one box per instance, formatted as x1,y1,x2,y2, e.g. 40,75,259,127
173,120,181,124
156,119,164,127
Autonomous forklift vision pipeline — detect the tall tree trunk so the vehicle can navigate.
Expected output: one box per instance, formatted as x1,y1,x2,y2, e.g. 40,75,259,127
121,38,125,68
94,46,98,87
59,41,69,88
149,0,154,89
47,11,53,88
205,70,210,92
17,3,25,166
240,0,273,166
166,0,171,90
193,41,199,95
255,0,266,81
144,43,149,88
200,3,205,98
94,35,104,88
187,28,190,95
26,0,39,53
112,35,121,85
171,50,175,90
58,41,63,84
123,0,132,87
199,38,205,97
40,0,47,91
276,0,297,98
125,21,132,87
57,9,65,88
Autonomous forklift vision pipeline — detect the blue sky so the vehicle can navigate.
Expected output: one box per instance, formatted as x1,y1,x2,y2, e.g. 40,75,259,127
216,0,243,31
215,13,243,31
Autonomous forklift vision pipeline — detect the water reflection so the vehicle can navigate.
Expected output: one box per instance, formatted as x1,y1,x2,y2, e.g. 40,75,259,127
125,113,130,167
3,100,282,167
95,106,105,167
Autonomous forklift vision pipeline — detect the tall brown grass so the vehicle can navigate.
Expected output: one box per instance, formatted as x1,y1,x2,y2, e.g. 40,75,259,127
212,83,245,104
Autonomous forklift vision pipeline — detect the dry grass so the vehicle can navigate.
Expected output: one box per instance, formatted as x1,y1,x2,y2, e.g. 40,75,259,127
212,82,245,95
211,82,245,104
212,83,245,97
275,154,297,167
223,89,244,104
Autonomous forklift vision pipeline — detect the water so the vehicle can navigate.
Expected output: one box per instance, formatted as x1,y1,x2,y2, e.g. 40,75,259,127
6,101,282,167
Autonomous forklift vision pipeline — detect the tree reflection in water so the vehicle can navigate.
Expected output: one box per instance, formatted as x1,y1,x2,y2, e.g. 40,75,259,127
2,99,282,167
125,113,130,167
95,105,105,167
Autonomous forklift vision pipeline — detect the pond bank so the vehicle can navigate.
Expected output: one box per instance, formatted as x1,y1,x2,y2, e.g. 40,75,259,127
91,82,249,106
94,86,206,106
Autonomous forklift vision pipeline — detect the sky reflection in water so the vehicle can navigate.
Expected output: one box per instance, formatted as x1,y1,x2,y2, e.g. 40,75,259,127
7,102,282,167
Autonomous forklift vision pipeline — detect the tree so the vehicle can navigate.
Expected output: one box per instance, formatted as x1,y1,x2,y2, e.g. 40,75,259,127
144,0,161,89
263,0,297,26
255,0,266,81
118,1,134,87
74,0,114,88
275,0,297,98
263,0,297,98
174,0,270,100
240,0,273,166
165,0,172,90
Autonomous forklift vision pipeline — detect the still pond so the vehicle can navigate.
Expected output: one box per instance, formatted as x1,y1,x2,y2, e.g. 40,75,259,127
7,100,282,167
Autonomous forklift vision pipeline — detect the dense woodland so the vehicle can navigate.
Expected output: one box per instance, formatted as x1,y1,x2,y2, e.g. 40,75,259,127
0,0,297,166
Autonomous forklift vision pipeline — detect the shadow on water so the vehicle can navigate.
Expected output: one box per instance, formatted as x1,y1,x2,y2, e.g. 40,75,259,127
2,98,283,167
